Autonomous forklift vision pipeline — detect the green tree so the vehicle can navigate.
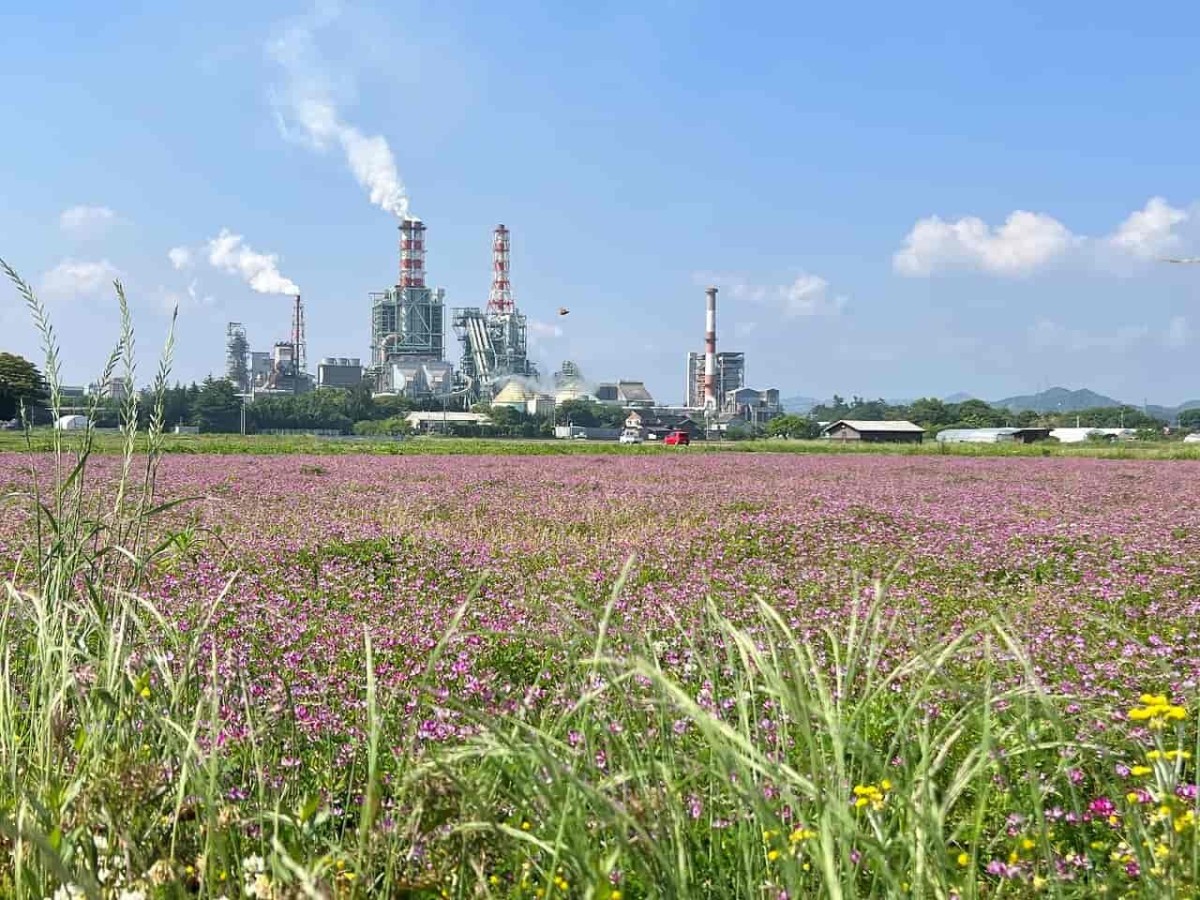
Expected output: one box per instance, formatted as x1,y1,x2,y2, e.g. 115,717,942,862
555,399,599,427
1178,408,1200,431
192,378,242,433
954,399,1006,428
906,398,952,428
766,414,820,439
0,352,49,421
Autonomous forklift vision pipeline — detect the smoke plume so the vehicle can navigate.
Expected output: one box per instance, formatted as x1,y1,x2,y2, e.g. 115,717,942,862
268,7,410,219
207,230,299,295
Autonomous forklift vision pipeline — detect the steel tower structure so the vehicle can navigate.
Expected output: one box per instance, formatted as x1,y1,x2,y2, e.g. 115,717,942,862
488,224,514,315
453,224,537,399
225,322,249,393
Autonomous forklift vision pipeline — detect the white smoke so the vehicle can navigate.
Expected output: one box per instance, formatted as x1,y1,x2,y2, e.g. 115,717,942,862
268,7,410,219
206,229,299,295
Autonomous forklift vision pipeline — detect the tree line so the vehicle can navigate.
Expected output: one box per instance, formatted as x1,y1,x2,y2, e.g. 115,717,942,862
763,395,1179,440
4,351,1197,437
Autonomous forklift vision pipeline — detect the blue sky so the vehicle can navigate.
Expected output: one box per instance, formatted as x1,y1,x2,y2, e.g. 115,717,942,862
3,0,1199,405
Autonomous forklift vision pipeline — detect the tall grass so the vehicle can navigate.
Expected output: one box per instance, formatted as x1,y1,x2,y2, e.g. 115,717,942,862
0,261,1195,897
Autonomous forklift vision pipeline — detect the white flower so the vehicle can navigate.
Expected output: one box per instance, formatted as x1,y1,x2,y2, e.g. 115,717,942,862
118,890,147,900
246,873,273,899
52,885,85,900
241,854,266,876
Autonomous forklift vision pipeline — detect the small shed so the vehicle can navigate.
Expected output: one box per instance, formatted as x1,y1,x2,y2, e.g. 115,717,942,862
821,420,925,443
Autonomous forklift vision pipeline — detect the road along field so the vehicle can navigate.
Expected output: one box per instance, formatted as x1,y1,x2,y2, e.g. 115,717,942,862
1,451,1199,898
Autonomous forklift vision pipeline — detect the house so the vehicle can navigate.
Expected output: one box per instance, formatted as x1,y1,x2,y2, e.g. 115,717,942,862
624,410,703,440
821,420,925,443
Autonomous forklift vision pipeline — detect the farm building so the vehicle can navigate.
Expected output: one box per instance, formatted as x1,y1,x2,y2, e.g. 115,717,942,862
405,411,491,434
1050,427,1136,444
936,427,1052,444
821,420,925,444
54,415,89,431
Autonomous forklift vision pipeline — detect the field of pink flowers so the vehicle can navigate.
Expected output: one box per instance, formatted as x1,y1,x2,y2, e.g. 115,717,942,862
2,450,1199,898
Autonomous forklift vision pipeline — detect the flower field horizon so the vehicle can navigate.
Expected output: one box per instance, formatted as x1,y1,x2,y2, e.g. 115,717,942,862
3,450,1199,898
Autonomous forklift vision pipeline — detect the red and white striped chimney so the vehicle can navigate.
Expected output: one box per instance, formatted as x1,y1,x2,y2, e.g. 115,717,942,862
398,218,426,288
704,286,717,409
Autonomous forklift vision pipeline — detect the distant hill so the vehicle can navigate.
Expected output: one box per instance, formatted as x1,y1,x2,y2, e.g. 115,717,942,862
781,396,820,414
942,392,975,403
995,387,1122,413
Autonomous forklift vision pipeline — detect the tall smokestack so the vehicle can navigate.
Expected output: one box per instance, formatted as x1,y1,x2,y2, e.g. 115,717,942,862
399,218,426,288
704,286,717,409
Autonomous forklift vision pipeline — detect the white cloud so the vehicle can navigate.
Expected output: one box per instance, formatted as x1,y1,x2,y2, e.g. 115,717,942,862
894,211,1077,277
168,246,193,270
59,205,115,237
722,272,846,318
38,259,123,299
1028,318,1149,353
267,6,410,219
1166,315,1190,349
206,229,299,295
896,197,1194,277
1106,197,1188,260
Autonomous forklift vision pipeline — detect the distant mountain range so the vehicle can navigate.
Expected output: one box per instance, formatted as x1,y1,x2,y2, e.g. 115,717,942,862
782,387,1200,419
995,387,1200,418
993,387,1121,413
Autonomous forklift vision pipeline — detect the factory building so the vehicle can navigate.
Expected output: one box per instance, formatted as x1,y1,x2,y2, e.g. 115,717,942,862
724,387,783,423
453,225,537,401
88,376,131,402
249,352,272,388
316,358,364,389
616,381,654,407
686,351,745,409
368,218,450,397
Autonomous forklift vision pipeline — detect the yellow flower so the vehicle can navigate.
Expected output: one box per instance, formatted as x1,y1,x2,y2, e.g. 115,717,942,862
610,892,622,900
140,686,151,699
520,821,532,831
1021,838,1036,851
957,852,969,867
767,850,780,862
789,828,816,844
852,784,886,811
1032,875,1047,891
880,778,893,791
1130,765,1152,776
1129,695,1188,729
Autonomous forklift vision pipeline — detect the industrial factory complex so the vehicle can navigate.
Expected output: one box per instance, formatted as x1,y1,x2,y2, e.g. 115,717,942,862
221,220,783,437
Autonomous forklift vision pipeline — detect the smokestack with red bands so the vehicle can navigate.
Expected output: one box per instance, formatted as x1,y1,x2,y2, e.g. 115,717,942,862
704,286,717,409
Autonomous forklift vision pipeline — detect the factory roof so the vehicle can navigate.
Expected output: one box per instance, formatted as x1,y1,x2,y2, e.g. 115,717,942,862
493,381,537,404
617,381,654,404
823,419,925,434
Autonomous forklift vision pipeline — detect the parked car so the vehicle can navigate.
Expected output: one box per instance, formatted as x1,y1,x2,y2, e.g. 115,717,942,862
619,429,643,444
663,430,690,446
